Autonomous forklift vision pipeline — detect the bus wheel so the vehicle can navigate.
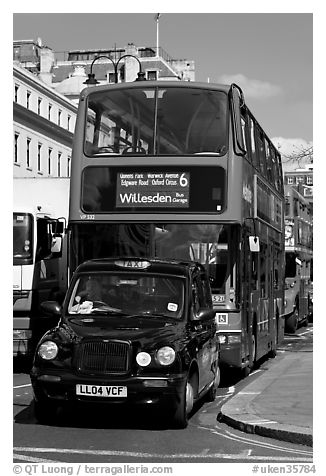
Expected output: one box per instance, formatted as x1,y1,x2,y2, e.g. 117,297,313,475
269,317,278,358
286,309,298,333
241,331,256,379
302,315,309,327
172,374,196,429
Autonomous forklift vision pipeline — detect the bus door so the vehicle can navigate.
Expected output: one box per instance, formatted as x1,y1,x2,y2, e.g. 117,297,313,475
241,227,252,361
271,242,283,345
298,258,308,319
249,239,260,362
256,241,270,359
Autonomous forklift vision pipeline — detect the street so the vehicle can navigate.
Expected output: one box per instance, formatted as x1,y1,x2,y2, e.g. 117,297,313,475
13,325,313,464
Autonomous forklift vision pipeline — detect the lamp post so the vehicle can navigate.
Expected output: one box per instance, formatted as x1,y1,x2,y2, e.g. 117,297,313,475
83,54,146,85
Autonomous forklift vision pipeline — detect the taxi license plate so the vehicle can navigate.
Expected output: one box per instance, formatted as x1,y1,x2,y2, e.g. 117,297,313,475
76,384,127,398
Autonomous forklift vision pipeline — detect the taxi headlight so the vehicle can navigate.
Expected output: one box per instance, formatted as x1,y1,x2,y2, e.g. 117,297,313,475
136,352,151,367
228,335,241,344
156,346,175,366
38,341,58,360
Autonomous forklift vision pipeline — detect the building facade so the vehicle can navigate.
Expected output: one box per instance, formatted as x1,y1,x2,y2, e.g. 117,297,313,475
284,164,313,207
13,63,77,178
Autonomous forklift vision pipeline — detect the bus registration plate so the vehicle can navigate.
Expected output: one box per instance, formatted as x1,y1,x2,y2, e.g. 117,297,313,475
76,384,127,397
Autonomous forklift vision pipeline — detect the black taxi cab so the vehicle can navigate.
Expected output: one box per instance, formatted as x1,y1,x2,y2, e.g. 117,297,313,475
30,257,220,428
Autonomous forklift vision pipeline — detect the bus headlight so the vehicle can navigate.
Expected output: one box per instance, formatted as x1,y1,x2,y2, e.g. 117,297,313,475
38,341,58,360
217,334,227,344
156,346,175,366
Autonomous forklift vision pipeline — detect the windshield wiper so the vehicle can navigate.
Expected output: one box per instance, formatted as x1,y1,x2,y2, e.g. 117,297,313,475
125,311,174,319
90,306,125,315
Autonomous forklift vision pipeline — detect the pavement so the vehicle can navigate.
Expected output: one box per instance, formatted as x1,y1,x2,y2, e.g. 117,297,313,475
217,349,313,447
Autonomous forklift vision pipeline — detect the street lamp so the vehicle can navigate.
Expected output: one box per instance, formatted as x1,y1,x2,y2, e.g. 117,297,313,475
83,54,146,85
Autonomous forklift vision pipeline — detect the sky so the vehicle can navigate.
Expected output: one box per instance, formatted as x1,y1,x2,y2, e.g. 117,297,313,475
11,7,314,159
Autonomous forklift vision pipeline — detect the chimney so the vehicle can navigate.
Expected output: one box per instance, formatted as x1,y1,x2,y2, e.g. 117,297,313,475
38,46,55,85
124,43,141,82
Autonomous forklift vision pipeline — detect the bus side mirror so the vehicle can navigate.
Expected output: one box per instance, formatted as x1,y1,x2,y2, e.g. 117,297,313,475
249,236,260,252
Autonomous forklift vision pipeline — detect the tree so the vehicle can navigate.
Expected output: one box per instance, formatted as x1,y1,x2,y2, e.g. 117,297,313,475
282,144,313,168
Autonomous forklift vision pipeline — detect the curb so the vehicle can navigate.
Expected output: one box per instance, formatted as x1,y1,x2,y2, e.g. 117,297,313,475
217,352,313,447
217,410,313,447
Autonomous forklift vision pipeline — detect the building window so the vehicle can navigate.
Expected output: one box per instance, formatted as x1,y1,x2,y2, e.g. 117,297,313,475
26,91,31,109
14,84,19,102
37,143,42,172
38,98,42,115
58,109,62,126
48,148,52,175
48,104,52,121
14,133,19,164
287,177,294,185
67,156,71,177
68,115,71,131
57,152,62,177
147,70,158,81
26,138,31,168
306,176,313,185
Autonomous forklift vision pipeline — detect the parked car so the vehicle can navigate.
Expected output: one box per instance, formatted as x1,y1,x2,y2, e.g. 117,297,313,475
30,257,220,428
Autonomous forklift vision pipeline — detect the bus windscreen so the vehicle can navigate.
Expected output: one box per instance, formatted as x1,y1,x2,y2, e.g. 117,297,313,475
84,86,228,156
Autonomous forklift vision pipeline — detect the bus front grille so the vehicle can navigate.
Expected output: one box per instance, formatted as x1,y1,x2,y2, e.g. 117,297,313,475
75,340,130,374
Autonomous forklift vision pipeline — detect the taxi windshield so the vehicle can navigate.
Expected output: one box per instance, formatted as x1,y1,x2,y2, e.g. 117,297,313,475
67,272,185,320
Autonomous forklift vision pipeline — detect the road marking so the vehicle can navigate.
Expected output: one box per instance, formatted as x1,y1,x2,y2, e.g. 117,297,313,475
195,424,313,457
222,427,313,456
13,446,313,461
13,453,57,463
13,383,32,389
238,391,260,395
300,329,313,336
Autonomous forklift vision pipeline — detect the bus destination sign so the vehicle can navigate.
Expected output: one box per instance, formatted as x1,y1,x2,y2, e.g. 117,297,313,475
116,172,190,208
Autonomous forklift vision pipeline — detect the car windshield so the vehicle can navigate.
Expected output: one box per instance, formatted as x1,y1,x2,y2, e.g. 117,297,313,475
67,272,185,320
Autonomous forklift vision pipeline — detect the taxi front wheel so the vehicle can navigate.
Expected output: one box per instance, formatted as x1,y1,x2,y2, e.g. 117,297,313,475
172,376,195,429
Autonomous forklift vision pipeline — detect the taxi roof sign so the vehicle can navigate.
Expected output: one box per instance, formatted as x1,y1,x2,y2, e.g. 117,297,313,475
114,259,151,269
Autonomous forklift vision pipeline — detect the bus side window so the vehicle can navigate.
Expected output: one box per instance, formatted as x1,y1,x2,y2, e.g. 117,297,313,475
243,111,253,164
270,147,279,190
249,117,259,169
255,127,267,176
265,139,274,184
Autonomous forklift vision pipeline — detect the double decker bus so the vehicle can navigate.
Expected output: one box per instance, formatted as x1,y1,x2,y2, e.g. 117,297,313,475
68,80,285,376
284,185,313,333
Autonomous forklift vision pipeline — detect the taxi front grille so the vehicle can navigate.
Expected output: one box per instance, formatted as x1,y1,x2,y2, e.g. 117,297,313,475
75,340,130,374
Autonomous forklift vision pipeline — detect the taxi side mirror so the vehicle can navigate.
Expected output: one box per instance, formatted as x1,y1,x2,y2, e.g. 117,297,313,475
40,301,62,317
194,308,216,322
